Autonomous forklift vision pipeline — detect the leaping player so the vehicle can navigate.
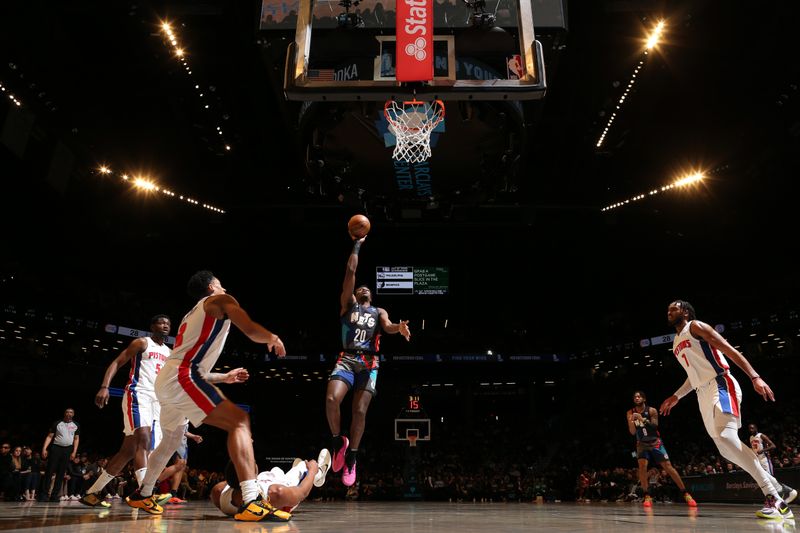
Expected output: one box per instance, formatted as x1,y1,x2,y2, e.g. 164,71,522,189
660,300,796,520
325,235,411,487
126,271,288,521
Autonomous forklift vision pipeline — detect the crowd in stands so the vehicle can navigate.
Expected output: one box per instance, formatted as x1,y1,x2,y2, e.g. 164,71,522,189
0,439,224,503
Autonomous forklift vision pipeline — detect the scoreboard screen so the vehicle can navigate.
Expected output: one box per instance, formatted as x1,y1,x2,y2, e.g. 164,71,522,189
376,266,449,295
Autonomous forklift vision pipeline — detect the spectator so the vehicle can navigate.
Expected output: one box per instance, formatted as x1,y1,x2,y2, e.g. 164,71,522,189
67,455,84,500
0,443,11,500
7,446,25,501
23,447,41,501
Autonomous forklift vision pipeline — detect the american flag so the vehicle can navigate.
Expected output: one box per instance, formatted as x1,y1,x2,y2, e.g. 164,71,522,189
307,68,335,81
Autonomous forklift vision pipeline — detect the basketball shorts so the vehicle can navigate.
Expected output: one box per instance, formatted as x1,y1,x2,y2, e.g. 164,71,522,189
637,439,670,463
329,353,379,395
697,373,742,437
122,389,161,448
156,363,227,431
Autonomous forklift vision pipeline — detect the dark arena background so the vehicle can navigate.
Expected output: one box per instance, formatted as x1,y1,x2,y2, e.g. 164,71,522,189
1,0,800,531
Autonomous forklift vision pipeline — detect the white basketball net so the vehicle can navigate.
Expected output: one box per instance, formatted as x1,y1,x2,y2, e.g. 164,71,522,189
384,99,445,163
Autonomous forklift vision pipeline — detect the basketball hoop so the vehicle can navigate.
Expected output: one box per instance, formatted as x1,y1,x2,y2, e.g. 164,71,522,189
384,99,445,163
407,435,418,447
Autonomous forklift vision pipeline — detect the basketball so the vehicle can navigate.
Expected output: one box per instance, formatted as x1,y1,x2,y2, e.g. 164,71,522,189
348,214,371,238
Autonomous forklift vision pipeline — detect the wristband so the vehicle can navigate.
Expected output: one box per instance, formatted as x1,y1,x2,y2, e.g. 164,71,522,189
352,241,362,255
99,386,108,389
751,375,760,381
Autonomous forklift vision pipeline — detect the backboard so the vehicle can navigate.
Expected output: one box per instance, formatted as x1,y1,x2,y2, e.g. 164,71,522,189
264,0,549,101
394,418,432,442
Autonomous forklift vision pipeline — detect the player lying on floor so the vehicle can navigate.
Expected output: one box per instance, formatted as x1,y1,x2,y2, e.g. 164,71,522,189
211,449,330,516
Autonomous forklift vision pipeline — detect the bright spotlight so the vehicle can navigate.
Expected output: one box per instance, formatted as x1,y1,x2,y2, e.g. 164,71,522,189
133,177,157,191
645,20,666,50
673,172,705,187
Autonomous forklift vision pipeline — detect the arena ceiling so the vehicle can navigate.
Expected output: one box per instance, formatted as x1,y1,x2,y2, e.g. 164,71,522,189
1,0,798,343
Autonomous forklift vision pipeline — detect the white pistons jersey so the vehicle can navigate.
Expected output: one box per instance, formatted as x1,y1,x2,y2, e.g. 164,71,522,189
673,320,741,419
127,336,171,393
167,296,231,376
672,321,731,388
750,433,767,453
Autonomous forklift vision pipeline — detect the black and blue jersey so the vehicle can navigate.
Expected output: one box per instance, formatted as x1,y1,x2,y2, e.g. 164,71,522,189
341,302,382,353
634,406,660,444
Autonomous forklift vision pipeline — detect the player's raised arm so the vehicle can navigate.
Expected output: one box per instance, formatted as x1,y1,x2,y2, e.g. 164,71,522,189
341,237,365,315
206,294,285,356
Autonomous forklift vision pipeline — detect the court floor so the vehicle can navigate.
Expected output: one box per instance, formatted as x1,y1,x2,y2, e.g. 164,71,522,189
0,500,795,532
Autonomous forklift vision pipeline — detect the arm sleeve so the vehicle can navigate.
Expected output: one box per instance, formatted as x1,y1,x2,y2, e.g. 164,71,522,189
73,422,80,436
674,378,694,399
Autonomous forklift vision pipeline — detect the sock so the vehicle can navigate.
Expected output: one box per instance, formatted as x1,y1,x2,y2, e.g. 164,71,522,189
345,449,358,469
240,479,260,504
287,462,309,486
332,435,343,452
135,468,147,487
86,471,114,495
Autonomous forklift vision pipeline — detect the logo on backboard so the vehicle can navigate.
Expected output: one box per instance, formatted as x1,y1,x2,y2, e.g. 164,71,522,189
506,54,525,80
405,37,427,61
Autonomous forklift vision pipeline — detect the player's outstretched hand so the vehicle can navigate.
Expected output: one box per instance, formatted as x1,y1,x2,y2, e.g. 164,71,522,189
268,335,286,357
223,367,250,384
95,387,110,409
752,377,775,401
659,395,679,415
399,320,411,341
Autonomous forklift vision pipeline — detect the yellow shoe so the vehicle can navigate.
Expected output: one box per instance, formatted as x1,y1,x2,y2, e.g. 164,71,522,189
125,492,164,515
155,493,172,506
234,496,292,522
79,493,111,508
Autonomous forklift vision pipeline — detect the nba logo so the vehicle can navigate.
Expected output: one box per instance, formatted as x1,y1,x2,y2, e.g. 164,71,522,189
506,55,524,80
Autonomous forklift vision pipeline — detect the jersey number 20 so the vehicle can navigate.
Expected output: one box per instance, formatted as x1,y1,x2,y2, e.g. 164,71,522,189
354,329,367,343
